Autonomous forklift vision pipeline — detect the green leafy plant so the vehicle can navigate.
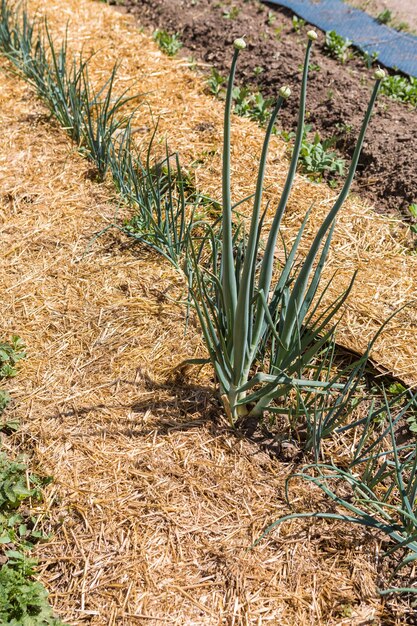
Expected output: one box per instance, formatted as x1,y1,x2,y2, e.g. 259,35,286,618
207,67,226,97
223,6,240,20
186,34,385,424
376,9,392,25
153,29,183,56
362,49,379,69
267,10,276,26
280,124,345,183
292,15,305,33
0,435,61,624
324,30,353,63
0,336,26,380
0,566,63,625
299,128,345,181
232,85,274,125
380,74,417,107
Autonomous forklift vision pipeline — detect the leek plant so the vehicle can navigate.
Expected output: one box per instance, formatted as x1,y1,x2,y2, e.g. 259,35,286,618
187,34,385,425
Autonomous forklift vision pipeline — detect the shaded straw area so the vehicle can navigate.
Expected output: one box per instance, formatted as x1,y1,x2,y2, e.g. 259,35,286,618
0,48,406,626
20,0,417,385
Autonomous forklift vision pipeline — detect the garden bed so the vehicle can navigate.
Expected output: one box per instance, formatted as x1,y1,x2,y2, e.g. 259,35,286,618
1,0,417,623
1,54,398,626
118,0,417,223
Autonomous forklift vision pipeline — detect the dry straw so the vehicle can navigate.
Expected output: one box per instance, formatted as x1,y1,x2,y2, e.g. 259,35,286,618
0,0,415,623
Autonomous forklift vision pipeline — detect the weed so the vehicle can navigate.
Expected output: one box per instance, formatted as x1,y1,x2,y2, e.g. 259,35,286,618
324,30,353,63
408,203,417,219
273,26,283,40
363,49,379,69
267,10,276,26
253,65,264,77
207,70,274,126
0,336,25,418
153,29,182,56
207,67,226,97
299,130,345,181
0,454,60,625
232,85,274,125
280,124,345,183
0,332,62,623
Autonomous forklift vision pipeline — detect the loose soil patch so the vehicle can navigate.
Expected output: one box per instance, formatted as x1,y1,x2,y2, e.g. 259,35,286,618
119,0,417,222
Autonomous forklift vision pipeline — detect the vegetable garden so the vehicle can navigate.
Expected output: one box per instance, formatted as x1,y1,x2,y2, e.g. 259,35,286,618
0,0,416,623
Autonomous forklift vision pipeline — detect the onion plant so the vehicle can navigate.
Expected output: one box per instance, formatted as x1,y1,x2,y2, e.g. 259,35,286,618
187,34,385,425
110,124,198,269
256,388,417,594
79,64,139,180
39,25,89,145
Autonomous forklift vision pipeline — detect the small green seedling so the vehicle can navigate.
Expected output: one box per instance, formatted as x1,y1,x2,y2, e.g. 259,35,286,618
223,6,239,20
292,15,305,32
377,9,392,25
380,74,417,107
325,30,352,63
153,29,183,56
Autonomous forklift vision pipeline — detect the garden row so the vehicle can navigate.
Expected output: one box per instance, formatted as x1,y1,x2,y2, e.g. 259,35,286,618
0,0,417,620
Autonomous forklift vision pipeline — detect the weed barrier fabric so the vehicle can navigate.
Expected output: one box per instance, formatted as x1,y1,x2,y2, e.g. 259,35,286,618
264,0,417,77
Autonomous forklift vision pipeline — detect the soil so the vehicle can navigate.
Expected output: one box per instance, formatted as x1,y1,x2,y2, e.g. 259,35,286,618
111,0,417,223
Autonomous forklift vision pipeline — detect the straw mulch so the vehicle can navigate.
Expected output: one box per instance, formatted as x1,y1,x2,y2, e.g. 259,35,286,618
21,0,417,386
0,1,414,624
0,33,408,626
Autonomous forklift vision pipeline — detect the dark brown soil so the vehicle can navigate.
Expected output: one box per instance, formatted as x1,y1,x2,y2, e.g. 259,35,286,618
110,0,416,223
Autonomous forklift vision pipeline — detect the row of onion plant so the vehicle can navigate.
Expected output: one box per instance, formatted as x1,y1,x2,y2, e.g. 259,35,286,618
0,0,415,596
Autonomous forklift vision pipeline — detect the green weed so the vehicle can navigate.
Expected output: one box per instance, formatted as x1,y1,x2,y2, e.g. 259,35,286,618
223,6,239,19
207,67,226,97
376,9,392,25
0,454,60,625
0,336,25,380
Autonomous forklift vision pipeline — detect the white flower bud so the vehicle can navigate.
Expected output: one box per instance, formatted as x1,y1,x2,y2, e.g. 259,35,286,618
307,30,318,41
374,67,386,80
279,85,291,99
233,38,246,51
